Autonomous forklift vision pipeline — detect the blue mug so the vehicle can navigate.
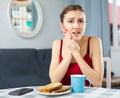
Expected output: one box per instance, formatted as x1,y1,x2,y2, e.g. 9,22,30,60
71,75,90,93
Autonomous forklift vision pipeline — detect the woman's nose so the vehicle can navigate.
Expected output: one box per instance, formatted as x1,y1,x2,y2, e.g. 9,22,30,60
73,22,79,28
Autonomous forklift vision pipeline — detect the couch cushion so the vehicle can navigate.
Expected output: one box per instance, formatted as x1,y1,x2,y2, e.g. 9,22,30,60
37,49,52,83
0,49,51,89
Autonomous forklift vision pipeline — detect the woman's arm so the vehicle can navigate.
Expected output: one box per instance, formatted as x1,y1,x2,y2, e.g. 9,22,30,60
70,37,104,87
49,39,72,82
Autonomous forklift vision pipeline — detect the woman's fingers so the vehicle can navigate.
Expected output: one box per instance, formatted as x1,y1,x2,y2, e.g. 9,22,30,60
68,40,80,52
65,30,72,40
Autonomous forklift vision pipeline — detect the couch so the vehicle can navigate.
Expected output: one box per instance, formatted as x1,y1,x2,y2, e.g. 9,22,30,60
0,48,51,89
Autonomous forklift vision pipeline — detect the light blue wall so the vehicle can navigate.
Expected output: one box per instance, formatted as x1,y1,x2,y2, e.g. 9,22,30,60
0,0,64,49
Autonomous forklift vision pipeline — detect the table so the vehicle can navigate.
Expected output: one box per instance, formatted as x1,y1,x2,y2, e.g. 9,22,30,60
0,86,120,98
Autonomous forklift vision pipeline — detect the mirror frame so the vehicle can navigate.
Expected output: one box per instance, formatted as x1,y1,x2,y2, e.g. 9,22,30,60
8,0,43,38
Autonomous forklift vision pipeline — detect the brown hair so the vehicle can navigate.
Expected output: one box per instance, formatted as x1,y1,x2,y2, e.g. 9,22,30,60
60,4,85,23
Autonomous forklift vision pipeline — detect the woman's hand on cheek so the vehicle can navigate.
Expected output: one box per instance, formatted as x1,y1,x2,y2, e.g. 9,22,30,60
64,31,72,40
64,31,73,52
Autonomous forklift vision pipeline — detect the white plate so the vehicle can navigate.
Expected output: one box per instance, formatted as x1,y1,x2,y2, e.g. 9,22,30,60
36,86,71,96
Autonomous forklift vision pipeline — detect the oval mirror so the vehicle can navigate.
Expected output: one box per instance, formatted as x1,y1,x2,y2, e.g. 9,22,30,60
8,0,43,38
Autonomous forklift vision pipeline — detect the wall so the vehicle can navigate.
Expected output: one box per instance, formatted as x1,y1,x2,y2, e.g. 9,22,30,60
0,0,64,49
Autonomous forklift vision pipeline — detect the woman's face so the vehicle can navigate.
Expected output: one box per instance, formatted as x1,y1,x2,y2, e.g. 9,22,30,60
61,10,86,41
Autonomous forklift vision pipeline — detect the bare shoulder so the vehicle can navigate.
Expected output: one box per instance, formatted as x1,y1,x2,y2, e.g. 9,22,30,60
89,37,102,57
52,39,61,54
89,36,102,51
90,36,102,44
52,39,61,47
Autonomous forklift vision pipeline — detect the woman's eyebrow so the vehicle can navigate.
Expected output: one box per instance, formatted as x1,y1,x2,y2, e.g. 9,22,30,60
67,17,85,20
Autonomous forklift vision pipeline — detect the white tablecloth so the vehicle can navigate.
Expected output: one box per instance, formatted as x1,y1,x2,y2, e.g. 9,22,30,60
0,86,120,98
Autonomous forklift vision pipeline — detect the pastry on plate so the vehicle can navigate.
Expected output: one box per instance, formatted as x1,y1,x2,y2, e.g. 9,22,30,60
38,82,70,93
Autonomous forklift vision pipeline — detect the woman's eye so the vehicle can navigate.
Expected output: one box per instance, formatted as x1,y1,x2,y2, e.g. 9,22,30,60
68,20,74,23
78,20,85,23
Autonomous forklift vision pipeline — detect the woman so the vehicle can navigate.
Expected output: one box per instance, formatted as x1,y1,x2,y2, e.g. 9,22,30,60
49,4,104,87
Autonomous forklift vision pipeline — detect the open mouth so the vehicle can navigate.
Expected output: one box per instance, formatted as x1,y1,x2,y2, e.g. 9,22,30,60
72,32,80,38
72,32,80,34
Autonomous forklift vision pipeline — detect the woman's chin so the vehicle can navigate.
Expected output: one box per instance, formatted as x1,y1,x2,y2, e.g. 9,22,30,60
73,37,81,41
